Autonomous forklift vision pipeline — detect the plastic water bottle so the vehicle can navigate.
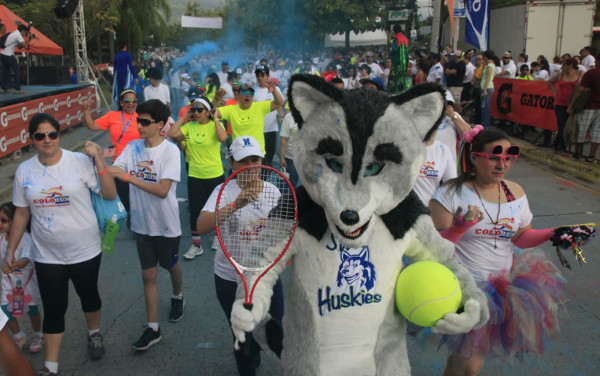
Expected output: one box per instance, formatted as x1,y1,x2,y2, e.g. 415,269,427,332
101,215,119,254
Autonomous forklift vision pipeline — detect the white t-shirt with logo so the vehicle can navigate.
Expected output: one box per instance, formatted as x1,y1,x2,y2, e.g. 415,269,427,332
432,184,533,280
0,233,41,306
427,62,443,83
143,83,171,105
582,55,595,71
434,116,459,166
202,179,281,282
0,30,24,56
115,139,181,237
253,86,282,133
13,150,101,264
414,140,457,205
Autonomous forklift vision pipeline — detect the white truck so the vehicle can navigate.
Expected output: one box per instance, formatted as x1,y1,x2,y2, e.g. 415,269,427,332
489,0,595,60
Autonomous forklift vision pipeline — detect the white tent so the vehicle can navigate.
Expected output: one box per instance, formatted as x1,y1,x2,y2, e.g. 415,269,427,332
324,30,389,47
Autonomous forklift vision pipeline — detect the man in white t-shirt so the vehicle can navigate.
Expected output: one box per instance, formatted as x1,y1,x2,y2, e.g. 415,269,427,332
427,53,443,84
143,67,171,110
279,110,300,187
108,99,183,352
461,54,476,107
581,46,596,71
1,25,32,93
253,64,284,166
217,59,230,86
498,52,517,78
359,51,384,79
241,62,257,87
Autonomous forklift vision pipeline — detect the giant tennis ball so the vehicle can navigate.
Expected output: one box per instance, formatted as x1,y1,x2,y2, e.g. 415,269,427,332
395,261,462,327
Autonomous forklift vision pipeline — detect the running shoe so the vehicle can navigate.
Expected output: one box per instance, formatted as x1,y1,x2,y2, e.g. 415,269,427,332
37,368,60,376
132,327,161,351
169,297,185,322
87,332,105,360
12,334,26,350
183,245,203,260
29,333,43,353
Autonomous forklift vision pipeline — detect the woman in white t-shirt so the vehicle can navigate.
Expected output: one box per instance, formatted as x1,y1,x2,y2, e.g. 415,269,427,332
429,127,565,376
6,113,116,375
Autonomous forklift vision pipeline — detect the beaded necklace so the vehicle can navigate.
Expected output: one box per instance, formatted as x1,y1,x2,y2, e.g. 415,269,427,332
472,181,501,249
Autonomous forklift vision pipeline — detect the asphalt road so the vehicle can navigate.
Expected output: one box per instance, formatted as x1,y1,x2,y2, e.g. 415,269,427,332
4,132,600,376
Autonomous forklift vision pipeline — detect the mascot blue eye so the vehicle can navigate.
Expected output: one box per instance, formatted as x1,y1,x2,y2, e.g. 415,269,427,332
364,161,384,177
325,158,344,173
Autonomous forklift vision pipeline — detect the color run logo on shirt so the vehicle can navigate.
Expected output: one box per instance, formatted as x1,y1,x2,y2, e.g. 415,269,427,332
132,160,157,182
419,162,439,179
33,186,71,207
475,217,516,239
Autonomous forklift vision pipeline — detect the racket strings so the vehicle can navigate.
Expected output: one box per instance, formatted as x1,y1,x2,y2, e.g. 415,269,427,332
217,167,297,272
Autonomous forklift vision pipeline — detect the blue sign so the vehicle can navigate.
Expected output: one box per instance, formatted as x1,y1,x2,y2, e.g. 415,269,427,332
465,0,489,50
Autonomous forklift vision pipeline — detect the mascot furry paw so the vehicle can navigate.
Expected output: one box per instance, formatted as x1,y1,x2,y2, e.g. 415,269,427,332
230,74,489,375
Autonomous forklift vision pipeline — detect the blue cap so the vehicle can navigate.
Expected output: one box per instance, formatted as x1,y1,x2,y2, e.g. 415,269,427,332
221,60,229,65
359,76,385,91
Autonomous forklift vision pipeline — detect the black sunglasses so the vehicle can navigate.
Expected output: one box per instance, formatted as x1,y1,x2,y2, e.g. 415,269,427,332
137,118,157,127
32,131,59,141
190,107,206,113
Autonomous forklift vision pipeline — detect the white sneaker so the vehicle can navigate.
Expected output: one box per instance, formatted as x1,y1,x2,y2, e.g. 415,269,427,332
183,245,204,260
211,237,219,251
12,334,26,350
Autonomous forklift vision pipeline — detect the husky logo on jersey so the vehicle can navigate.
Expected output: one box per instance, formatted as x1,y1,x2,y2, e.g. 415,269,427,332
336,246,376,292
133,160,157,182
33,186,71,207
419,162,439,179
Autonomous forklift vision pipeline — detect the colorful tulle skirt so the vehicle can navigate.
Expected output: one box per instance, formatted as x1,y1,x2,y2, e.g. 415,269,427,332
440,250,566,359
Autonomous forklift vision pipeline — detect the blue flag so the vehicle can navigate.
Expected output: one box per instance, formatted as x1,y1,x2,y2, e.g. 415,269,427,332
465,0,489,50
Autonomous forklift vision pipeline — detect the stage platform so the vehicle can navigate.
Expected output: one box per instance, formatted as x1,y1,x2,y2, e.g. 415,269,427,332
0,84,98,159
0,84,93,107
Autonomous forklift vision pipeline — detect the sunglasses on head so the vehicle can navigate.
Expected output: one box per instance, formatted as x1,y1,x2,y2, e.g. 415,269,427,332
190,107,206,113
473,144,520,167
137,118,157,127
0,218,10,224
240,90,254,97
32,131,59,142
122,98,137,104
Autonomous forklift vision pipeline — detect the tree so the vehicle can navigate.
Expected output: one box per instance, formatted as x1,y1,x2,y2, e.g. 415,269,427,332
116,0,171,58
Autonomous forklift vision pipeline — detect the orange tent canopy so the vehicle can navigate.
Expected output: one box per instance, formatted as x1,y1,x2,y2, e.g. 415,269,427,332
0,5,63,56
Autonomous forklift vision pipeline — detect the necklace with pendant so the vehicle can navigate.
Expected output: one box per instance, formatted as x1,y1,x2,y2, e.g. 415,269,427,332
472,181,501,249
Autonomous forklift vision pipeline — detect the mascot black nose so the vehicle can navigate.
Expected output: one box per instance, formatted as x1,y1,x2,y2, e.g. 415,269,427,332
340,210,360,225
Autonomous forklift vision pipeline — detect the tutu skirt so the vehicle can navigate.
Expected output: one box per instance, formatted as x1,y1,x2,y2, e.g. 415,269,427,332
441,250,566,359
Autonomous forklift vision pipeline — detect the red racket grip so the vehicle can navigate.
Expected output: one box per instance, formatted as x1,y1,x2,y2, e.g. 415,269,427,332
239,303,255,357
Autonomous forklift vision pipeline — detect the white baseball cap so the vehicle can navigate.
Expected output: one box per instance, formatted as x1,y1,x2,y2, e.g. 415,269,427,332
228,135,264,161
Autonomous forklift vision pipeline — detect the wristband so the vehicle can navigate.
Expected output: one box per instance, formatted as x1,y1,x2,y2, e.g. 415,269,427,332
229,202,236,211
98,167,108,176
123,173,130,183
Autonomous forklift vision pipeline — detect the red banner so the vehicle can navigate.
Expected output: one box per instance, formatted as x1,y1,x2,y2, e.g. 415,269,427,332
0,87,97,159
490,77,557,131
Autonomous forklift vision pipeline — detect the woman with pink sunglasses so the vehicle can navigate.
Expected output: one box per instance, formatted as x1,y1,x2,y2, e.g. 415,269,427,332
429,126,566,376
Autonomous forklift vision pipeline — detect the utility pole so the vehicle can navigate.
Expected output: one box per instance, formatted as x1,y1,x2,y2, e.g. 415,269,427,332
72,0,89,83
431,0,441,52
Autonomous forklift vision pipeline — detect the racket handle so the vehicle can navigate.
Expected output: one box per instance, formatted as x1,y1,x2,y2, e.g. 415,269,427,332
239,303,255,357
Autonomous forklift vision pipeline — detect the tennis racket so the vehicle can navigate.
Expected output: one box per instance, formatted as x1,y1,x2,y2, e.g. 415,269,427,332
215,164,297,357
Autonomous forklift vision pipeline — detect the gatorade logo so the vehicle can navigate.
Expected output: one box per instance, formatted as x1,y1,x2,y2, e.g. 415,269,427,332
38,102,44,114
1,112,7,128
21,106,28,121
496,83,512,115
0,136,6,152
54,98,59,111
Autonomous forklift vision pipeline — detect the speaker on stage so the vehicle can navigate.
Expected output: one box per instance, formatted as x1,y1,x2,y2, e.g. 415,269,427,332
53,0,79,19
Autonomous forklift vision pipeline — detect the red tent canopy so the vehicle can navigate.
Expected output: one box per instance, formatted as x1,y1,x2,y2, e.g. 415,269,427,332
0,5,63,56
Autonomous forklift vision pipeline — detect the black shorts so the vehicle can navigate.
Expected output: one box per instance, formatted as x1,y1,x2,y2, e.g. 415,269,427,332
135,234,181,270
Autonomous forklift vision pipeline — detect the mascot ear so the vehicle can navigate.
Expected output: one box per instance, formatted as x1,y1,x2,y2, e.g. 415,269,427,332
287,74,344,129
390,83,446,142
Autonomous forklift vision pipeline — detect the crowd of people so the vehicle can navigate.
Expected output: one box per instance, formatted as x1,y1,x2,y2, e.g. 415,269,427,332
0,34,598,375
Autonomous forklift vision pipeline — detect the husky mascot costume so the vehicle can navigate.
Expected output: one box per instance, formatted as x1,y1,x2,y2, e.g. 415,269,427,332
230,74,489,375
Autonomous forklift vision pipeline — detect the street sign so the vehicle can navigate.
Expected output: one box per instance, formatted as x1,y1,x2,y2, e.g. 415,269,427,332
410,29,417,40
388,10,410,21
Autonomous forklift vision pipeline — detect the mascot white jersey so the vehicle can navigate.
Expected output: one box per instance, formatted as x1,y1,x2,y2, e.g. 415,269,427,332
230,74,489,375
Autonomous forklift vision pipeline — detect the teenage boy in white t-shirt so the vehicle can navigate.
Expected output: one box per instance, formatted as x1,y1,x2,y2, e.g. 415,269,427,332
414,134,457,206
108,99,183,352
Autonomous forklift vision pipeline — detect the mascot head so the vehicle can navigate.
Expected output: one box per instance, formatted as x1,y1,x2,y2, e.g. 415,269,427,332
288,74,445,248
